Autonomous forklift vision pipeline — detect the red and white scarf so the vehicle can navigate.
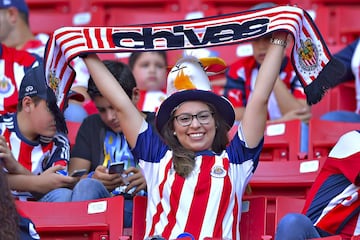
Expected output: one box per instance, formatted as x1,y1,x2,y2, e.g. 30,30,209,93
44,5,345,110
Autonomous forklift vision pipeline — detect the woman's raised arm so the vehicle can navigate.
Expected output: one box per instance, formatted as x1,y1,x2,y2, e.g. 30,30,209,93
242,31,289,148
82,54,144,148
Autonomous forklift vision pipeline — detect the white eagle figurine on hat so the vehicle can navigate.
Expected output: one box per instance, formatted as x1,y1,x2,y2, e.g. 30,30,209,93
166,55,227,96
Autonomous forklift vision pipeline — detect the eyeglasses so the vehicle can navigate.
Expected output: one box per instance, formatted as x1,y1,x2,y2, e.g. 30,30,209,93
173,110,214,127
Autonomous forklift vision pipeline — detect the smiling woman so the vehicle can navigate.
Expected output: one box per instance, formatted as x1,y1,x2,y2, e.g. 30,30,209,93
82,31,288,238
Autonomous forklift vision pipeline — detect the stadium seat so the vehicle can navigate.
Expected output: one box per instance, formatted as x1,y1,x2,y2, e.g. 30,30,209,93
274,196,305,232
310,81,356,120
269,197,344,239
16,196,126,240
241,196,268,240
130,195,268,240
131,196,147,240
262,119,303,161
307,119,360,159
248,158,326,236
66,120,82,149
27,0,98,35
229,119,304,161
199,0,289,15
311,3,360,46
250,158,325,198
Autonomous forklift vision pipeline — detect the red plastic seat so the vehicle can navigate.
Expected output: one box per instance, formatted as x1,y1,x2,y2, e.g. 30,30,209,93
311,81,356,120
200,0,289,15
241,196,267,240
307,119,360,159
248,158,326,236
274,196,306,231
16,196,126,240
261,119,303,161
130,195,268,240
229,119,303,161
131,196,147,240
250,158,326,197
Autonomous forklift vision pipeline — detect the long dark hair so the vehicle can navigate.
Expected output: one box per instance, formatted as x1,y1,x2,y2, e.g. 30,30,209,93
0,168,19,239
162,104,230,178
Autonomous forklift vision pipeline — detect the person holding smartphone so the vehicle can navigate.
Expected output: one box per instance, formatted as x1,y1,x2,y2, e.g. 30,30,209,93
69,60,150,228
0,66,108,202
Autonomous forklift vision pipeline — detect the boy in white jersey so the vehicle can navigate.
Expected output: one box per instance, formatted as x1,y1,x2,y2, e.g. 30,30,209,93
0,65,108,202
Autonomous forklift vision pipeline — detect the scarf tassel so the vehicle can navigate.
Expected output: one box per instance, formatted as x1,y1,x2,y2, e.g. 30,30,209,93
304,57,346,105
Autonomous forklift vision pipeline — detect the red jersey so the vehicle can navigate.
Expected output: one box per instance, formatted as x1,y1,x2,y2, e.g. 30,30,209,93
21,39,46,59
136,90,166,112
302,130,360,238
0,44,40,114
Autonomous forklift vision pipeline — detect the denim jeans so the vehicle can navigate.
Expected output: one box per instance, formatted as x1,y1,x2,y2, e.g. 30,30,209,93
38,178,110,202
275,213,321,240
321,111,360,123
38,178,133,227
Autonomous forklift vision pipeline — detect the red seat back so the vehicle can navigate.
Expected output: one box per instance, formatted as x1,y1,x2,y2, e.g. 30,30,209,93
308,119,360,159
16,196,125,240
229,119,303,161
131,196,268,240
241,196,267,240
274,196,306,231
131,196,147,240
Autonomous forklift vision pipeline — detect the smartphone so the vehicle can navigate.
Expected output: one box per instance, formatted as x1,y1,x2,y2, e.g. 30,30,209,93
70,169,88,177
108,162,125,174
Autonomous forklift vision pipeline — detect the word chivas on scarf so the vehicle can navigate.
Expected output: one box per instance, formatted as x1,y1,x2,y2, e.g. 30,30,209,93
44,5,345,110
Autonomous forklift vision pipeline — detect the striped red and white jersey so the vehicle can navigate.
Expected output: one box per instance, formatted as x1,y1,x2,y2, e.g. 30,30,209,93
0,44,40,114
136,90,166,112
302,130,360,238
133,122,262,240
0,113,70,174
21,39,46,59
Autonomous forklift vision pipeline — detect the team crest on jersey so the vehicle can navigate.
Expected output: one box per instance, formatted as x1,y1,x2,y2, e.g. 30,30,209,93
0,75,15,97
48,69,60,96
210,165,227,178
41,151,51,170
297,38,319,71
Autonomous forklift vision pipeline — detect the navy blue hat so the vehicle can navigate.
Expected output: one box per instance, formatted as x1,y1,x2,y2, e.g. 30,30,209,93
18,66,56,104
0,0,29,14
19,66,68,134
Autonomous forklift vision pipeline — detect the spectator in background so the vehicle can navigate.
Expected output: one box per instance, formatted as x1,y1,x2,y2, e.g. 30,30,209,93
70,60,149,228
81,29,289,239
320,37,360,122
128,51,168,112
275,130,360,239
0,43,40,114
223,2,311,152
0,0,45,58
0,0,89,122
1,66,107,202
